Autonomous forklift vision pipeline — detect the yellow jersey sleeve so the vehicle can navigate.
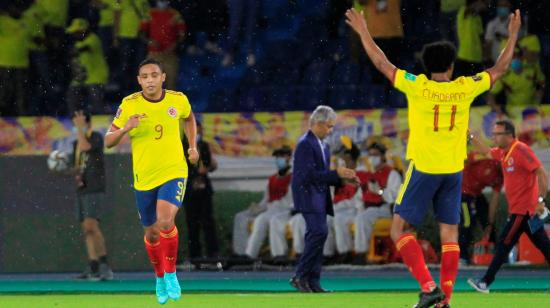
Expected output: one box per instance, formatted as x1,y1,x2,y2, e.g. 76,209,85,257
112,99,131,129
462,71,491,97
393,69,421,95
179,93,192,119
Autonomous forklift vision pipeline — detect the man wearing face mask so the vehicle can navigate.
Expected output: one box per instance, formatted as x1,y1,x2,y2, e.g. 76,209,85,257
488,48,545,117
180,121,219,262
353,143,402,265
231,146,294,260
485,0,511,64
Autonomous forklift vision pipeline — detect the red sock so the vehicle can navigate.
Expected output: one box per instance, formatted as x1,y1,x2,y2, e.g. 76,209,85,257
440,242,460,304
396,234,436,293
160,226,179,274
144,237,164,278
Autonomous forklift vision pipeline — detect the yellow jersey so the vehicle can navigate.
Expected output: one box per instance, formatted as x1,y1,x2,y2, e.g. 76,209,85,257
393,69,491,174
112,90,192,190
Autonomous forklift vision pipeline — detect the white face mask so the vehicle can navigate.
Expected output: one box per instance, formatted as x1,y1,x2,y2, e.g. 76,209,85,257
368,156,381,168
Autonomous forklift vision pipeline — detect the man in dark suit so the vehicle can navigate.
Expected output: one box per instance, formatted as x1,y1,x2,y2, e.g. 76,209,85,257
290,105,358,293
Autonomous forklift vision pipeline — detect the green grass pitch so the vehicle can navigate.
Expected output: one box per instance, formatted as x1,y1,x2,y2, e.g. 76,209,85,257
1,292,548,307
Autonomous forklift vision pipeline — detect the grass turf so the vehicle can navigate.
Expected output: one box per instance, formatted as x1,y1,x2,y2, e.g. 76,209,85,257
0,292,548,307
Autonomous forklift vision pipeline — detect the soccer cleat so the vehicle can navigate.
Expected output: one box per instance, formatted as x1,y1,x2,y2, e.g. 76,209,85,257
413,286,446,308
76,268,101,282
164,272,181,301
155,277,169,305
99,263,114,281
467,278,490,294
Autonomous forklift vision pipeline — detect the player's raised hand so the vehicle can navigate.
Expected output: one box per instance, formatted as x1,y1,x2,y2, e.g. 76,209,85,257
345,8,369,36
507,9,521,37
188,147,200,165
124,114,145,132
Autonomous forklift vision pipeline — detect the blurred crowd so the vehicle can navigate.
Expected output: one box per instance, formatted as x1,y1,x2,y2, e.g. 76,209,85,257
0,0,549,116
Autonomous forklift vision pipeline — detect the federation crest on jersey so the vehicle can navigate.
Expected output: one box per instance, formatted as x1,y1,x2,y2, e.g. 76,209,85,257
167,106,177,118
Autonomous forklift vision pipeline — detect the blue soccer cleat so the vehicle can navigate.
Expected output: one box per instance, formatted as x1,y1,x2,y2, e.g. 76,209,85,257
156,277,169,305
164,272,181,301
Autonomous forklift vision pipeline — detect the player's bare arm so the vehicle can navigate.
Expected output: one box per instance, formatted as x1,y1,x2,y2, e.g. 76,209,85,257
345,8,396,82
486,9,521,85
183,111,199,164
104,114,145,148
469,132,491,156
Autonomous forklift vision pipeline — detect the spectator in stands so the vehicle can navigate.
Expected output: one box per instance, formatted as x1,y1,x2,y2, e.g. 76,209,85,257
92,0,118,76
439,0,465,44
113,0,149,94
351,0,404,84
181,121,220,260
141,1,186,90
222,0,259,67
65,18,109,115
23,1,52,115
232,145,293,259
0,4,30,116
175,0,225,55
72,110,113,281
331,138,363,263
487,48,545,117
485,0,511,64
454,0,487,78
353,143,401,264
41,0,70,98
459,153,502,264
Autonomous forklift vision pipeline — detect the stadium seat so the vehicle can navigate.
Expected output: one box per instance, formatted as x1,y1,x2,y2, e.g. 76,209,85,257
367,218,393,263
302,61,334,85
328,85,358,110
297,86,328,110
332,62,361,85
267,86,298,111
356,85,387,109
387,89,407,108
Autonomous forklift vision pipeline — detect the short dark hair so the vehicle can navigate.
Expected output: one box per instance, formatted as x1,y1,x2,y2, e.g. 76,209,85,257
421,41,457,74
72,110,91,123
495,120,516,138
343,144,360,161
138,58,164,74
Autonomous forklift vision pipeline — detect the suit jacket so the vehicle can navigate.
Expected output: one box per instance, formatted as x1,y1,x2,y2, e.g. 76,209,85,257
291,131,341,216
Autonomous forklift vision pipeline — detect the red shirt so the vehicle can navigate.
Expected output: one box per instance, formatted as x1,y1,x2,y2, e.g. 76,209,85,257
268,173,292,202
357,165,392,206
333,183,359,204
490,141,542,215
141,8,186,53
462,159,503,196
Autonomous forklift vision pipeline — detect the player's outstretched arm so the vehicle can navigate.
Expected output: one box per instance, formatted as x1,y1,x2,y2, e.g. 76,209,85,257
104,114,143,148
469,132,491,156
486,9,521,84
345,8,396,82
183,111,199,164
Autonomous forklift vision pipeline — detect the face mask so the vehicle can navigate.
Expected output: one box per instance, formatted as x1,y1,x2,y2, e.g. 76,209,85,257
156,1,169,9
276,157,288,170
368,156,381,168
510,59,522,71
497,7,510,18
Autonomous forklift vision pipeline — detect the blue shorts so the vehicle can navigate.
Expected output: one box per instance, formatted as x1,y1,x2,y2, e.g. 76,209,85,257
394,162,462,226
134,178,187,226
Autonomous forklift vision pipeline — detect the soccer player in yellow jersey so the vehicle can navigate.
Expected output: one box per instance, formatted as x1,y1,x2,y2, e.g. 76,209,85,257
346,8,522,308
105,58,199,304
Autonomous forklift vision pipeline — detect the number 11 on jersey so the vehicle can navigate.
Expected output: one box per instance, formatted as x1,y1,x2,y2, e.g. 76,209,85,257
433,104,457,132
